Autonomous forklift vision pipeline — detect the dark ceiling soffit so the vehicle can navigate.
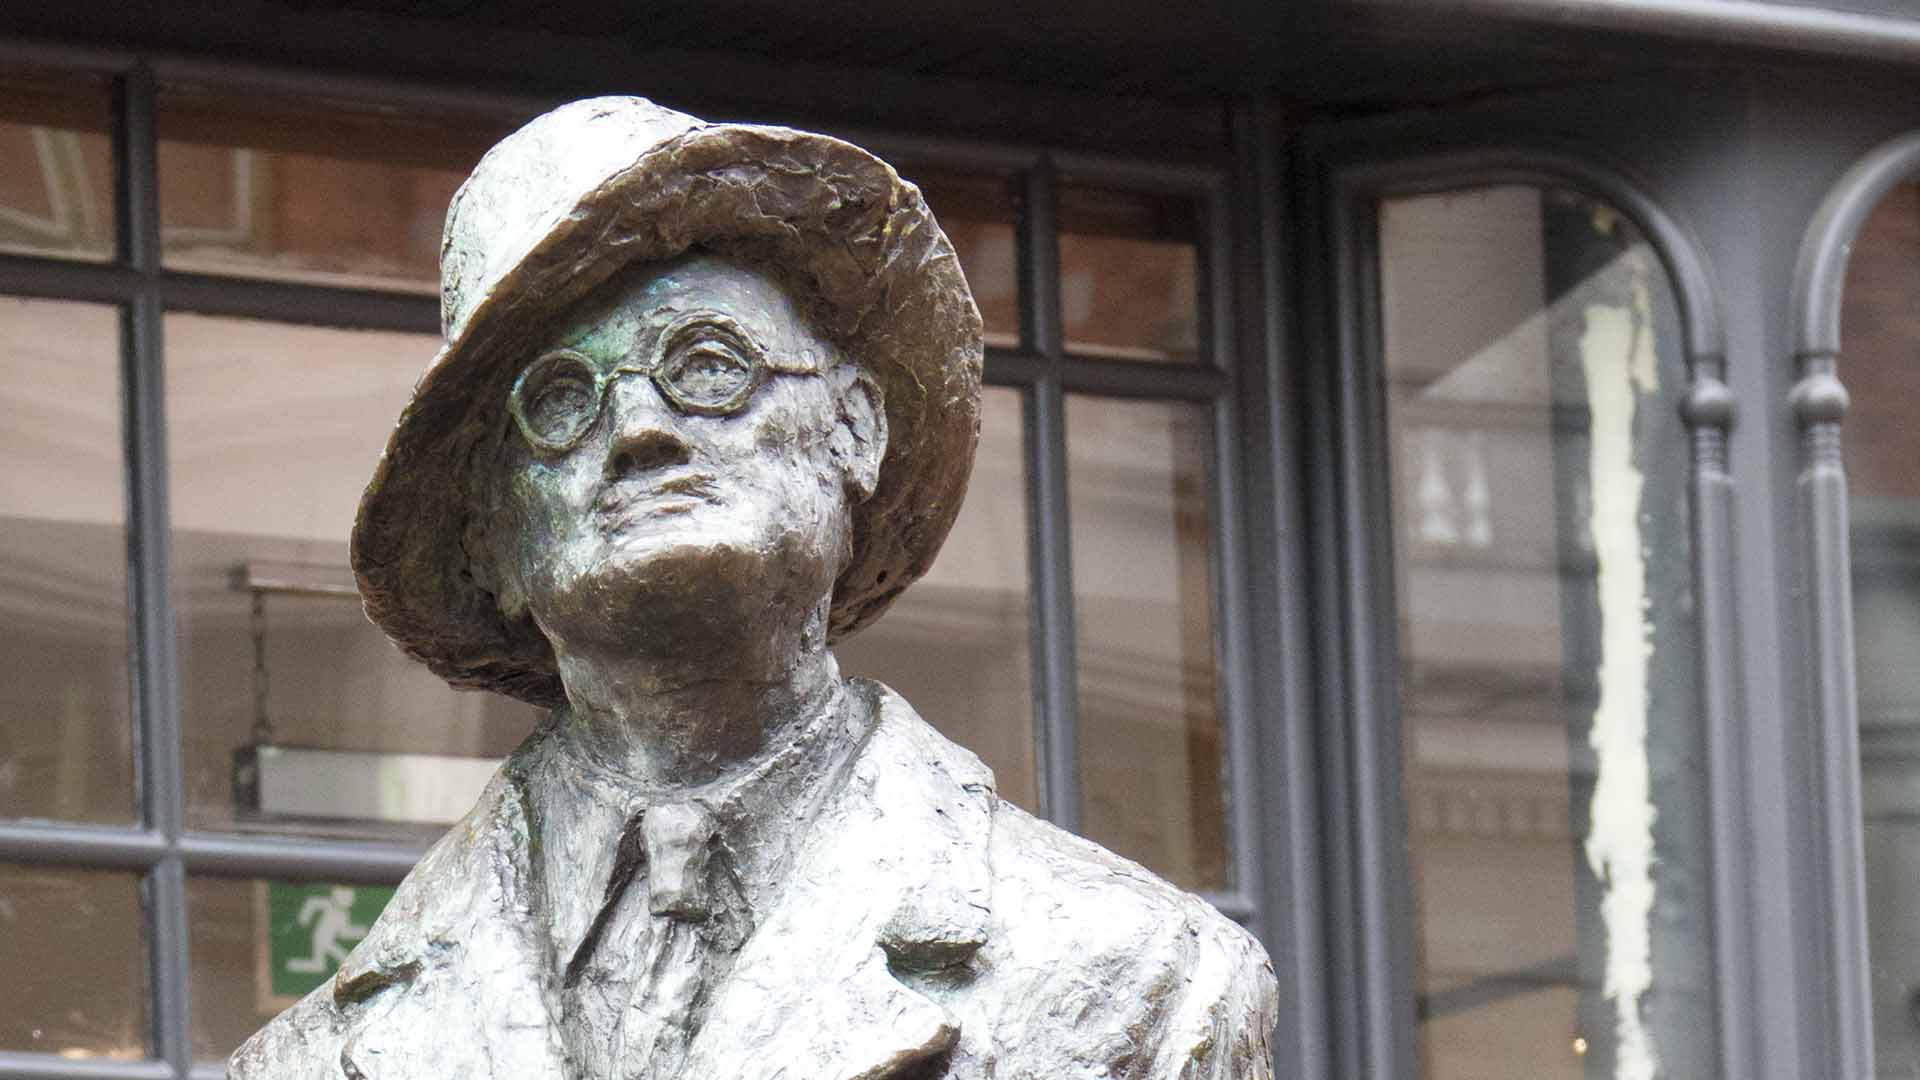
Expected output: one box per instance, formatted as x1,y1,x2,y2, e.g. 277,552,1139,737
0,12,1233,161
1362,0,1920,67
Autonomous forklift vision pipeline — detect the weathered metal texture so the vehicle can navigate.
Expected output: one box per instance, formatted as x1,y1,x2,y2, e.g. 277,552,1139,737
231,96,1277,1079
352,96,987,708
1783,130,1920,1080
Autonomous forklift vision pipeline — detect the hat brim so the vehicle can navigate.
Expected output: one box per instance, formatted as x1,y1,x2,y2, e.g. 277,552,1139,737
351,124,984,708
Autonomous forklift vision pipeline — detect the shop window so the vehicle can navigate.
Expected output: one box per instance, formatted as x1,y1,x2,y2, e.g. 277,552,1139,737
163,313,544,846
835,387,1039,811
0,863,148,1058
0,67,113,261
0,297,133,824
1376,185,1712,1078
0,66,1249,1071
1059,183,1201,364
1067,394,1226,890
1837,177,1920,1079
188,874,397,1061
156,86,521,291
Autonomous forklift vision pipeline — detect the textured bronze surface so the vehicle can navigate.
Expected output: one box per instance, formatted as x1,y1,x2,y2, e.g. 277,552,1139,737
232,97,1276,1080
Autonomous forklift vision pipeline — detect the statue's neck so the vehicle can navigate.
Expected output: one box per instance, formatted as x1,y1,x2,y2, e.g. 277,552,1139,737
549,643,843,791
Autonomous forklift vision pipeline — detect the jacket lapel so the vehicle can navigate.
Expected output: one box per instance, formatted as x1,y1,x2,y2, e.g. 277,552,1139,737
676,682,997,1080
332,767,569,1080
328,682,994,1080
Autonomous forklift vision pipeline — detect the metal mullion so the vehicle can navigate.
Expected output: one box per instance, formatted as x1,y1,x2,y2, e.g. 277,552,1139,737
1048,150,1219,195
0,255,142,306
982,346,1047,386
148,54,552,121
0,38,138,76
178,832,424,885
0,1051,173,1080
1209,351,1260,924
157,273,441,336
117,64,191,1079
1204,176,1236,376
1199,148,1263,940
1058,356,1230,400
1325,166,1418,1080
1019,159,1081,831
0,822,166,871
832,128,1041,176
1234,99,1329,1080
1026,379,1079,830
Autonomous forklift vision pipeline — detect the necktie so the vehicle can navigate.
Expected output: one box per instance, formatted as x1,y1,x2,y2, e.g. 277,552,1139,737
564,802,750,988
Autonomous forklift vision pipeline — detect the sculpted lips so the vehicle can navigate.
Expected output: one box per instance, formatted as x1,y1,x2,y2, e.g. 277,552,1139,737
593,471,719,529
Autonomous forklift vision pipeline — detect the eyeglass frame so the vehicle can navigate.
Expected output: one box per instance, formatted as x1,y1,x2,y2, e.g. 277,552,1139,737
505,309,828,454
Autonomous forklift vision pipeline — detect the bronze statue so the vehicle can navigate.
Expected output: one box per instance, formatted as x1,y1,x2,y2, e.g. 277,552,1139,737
231,97,1276,1080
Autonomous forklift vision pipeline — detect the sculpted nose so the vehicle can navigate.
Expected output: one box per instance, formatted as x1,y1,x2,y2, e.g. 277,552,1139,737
603,377,693,482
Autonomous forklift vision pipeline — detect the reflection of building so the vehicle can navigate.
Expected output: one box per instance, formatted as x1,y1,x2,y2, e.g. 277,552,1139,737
5,4,1920,1079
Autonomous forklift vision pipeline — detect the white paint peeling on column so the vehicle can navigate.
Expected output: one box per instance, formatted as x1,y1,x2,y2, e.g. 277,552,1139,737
1580,252,1661,1080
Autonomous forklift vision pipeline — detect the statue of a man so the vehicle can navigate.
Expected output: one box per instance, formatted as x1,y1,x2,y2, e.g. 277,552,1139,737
232,97,1277,1080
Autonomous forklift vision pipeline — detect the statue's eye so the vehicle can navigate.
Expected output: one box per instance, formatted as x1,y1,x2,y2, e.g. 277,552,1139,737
658,333,755,415
513,352,599,448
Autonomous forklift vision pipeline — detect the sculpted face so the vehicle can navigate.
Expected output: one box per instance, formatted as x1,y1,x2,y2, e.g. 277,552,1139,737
492,253,886,666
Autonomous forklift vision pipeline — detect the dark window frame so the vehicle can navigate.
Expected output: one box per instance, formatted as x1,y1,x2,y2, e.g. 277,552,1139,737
1296,131,1741,1080
0,47,1270,1078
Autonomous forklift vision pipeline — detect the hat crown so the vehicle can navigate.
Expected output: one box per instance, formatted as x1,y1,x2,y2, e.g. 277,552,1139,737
440,97,702,341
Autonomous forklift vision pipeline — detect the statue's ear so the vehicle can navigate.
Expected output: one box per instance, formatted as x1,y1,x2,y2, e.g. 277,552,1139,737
830,366,887,503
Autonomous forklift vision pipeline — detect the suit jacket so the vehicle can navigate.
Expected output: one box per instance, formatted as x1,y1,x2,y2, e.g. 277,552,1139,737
230,682,1278,1080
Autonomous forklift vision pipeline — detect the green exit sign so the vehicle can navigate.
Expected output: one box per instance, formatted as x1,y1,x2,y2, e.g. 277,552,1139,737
263,881,396,1000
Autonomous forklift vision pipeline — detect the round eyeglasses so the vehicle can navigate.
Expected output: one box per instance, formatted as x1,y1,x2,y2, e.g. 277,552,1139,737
507,311,820,453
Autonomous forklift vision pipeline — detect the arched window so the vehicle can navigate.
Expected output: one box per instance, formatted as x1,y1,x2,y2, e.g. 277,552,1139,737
1364,177,1718,1079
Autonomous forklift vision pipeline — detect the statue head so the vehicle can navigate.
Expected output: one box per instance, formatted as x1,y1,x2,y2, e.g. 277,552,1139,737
487,252,887,671
349,98,983,707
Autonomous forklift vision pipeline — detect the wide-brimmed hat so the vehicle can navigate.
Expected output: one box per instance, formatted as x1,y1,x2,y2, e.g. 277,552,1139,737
350,97,984,708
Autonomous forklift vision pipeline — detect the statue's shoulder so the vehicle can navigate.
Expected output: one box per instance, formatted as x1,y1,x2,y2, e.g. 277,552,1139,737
972,804,1279,1077
856,683,1277,1076
228,756,541,1080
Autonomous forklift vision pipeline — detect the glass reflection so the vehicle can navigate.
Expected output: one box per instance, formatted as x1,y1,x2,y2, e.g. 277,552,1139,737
1837,178,1920,1079
0,864,147,1057
0,68,112,261
1379,185,1711,1078
0,297,132,824
1067,395,1227,891
836,388,1036,810
190,875,398,1063
157,86,522,291
1059,184,1201,364
166,314,543,845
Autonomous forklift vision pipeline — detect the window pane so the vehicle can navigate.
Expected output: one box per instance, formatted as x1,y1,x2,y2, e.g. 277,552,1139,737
1839,179,1920,1078
837,387,1035,810
1379,185,1711,1078
1059,184,1201,364
167,314,541,846
0,297,132,823
190,875,397,1063
1067,395,1226,891
0,864,147,1058
0,68,113,261
908,169,1018,348
157,85,522,291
